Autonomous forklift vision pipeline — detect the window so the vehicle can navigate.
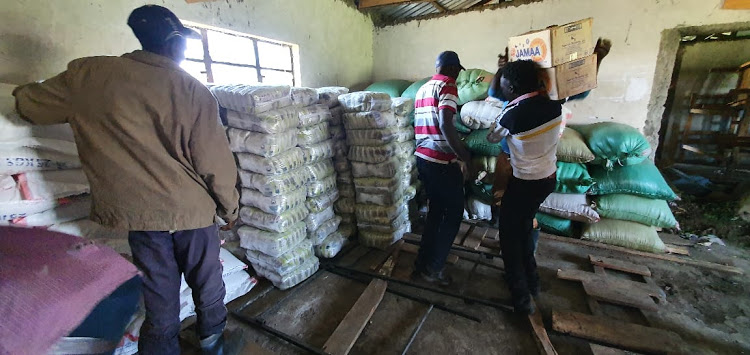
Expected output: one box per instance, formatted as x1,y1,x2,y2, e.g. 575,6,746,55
180,22,298,86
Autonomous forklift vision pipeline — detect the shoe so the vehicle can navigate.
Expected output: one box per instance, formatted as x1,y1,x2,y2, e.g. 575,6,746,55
512,293,534,315
200,328,246,355
411,269,453,287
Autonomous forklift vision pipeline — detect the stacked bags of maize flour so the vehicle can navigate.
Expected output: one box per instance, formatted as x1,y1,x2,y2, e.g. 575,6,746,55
339,91,417,249
292,87,347,260
211,85,318,290
318,86,359,240
0,89,124,238
575,122,679,253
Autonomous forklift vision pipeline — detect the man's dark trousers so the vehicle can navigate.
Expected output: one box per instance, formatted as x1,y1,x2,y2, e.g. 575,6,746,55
415,157,465,274
498,175,555,309
128,224,227,355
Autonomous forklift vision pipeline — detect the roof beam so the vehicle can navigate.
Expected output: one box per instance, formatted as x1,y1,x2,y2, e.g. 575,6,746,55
358,0,418,9
470,0,494,8
431,1,447,12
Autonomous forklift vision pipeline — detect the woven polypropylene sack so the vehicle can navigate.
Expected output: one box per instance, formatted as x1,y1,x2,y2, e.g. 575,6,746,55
314,231,346,258
238,222,306,257
339,213,356,225
307,175,337,198
333,156,350,173
339,92,392,113
317,87,349,108
394,127,415,143
238,167,308,196
467,197,492,221
227,128,297,157
582,218,666,253
453,111,472,134
460,99,503,130
391,97,415,116
338,182,355,198
297,104,331,127
253,256,319,290
240,205,309,233
401,78,430,100
291,87,319,107
329,125,346,141
557,127,595,163
556,162,595,194
236,148,305,176
571,122,652,169
300,139,334,164
305,189,339,213
594,194,678,228
305,205,335,233
588,161,678,200
469,183,494,205
351,156,415,179
332,139,348,159
246,239,313,276
359,223,409,249
334,197,355,214
329,106,344,126
343,111,397,131
354,173,410,195
355,199,408,225
358,209,410,234
304,159,335,181
210,85,291,114
540,193,600,223
456,69,493,105
465,129,502,156
338,223,356,238
240,188,307,215
309,216,342,245
536,212,577,238
346,127,399,146
356,185,415,207
225,107,300,134
297,122,329,146
348,143,401,164
365,80,412,99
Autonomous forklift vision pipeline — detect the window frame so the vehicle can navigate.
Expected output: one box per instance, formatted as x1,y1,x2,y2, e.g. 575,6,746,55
181,21,299,86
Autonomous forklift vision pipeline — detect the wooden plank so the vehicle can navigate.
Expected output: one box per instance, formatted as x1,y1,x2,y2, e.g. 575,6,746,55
540,233,744,275
240,341,276,355
589,343,641,355
480,238,501,250
556,269,663,300
454,223,473,245
359,0,416,8
379,241,404,277
589,255,652,277
528,300,559,355
322,279,388,355
723,0,750,9
463,226,487,250
582,278,659,312
552,311,683,354
665,245,690,256
401,242,458,265
369,240,403,272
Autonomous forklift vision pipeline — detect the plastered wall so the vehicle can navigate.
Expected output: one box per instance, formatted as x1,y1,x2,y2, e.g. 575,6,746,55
0,0,374,89
372,0,750,146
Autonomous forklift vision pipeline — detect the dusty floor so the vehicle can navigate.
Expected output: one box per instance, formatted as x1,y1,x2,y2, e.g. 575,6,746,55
202,225,750,355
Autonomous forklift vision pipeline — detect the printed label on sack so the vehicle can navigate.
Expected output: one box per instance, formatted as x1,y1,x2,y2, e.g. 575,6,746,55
4,157,72,169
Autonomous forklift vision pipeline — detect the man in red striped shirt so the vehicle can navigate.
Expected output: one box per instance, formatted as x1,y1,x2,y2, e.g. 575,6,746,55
413,51,475,287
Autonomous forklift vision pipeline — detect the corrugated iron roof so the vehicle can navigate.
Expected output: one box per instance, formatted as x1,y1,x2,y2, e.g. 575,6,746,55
362,0,504,26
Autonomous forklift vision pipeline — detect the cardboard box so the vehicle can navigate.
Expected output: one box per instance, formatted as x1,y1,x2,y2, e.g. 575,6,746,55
508,18,594,68
540,54,597,100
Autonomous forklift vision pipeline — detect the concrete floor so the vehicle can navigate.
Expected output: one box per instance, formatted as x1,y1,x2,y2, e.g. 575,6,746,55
190,228,750,355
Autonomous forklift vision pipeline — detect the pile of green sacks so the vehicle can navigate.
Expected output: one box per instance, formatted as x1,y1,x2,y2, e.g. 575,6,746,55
536,122,679,254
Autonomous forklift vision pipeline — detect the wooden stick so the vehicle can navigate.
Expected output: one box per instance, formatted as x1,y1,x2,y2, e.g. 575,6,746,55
528,300,559,355
540,234,743,275
322,280,388,355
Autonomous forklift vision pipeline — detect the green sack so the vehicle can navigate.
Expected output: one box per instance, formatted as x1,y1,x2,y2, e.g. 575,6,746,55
582,218,667,253
557,127,595,163
401,77,431,100
594,194,678,228
464,129,502,156
456,69,494,105
365,80,413,99
470,183,494,205
454,111,472,134
556,162,595,194
571,122,652,169
536,212,577,238
588,161,678,200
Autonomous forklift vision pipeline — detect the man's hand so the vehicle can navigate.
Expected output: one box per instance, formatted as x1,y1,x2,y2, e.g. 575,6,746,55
498,47,509,69
594,38,612,61
220,219,236,231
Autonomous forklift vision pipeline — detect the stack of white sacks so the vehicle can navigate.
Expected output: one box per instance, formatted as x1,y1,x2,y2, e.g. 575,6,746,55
318,87,359,240
212,85,340,290
338,91,417,249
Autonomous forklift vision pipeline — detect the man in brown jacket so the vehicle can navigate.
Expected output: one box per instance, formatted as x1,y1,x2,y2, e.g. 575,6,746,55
13,5,240,355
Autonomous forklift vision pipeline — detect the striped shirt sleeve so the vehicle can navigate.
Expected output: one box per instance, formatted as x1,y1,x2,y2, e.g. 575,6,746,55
438,83,458,113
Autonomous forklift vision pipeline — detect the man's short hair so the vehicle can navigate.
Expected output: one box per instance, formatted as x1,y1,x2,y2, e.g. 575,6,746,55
501,60,542,94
